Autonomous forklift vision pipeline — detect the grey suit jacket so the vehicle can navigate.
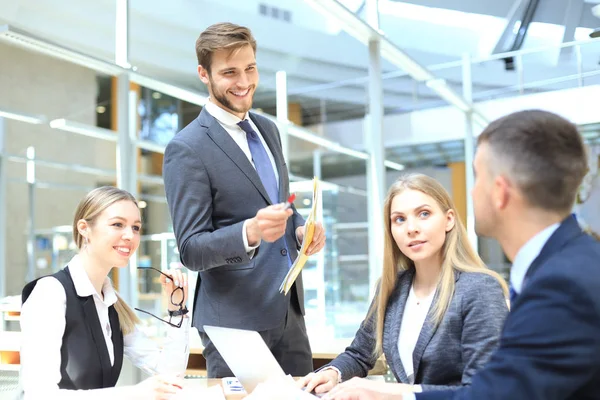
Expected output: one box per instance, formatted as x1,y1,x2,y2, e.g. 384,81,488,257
163,107,305,332
327,270,508,391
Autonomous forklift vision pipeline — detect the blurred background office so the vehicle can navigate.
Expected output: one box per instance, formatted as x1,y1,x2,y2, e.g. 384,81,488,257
1,0,599,395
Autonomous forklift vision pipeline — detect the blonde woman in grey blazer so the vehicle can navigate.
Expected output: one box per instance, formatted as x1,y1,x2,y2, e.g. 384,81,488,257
299,174,509,397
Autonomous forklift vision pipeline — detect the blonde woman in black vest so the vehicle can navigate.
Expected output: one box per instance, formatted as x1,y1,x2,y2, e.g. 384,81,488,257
19,186,190,399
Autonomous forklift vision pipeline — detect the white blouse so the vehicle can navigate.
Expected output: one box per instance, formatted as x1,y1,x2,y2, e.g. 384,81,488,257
19,255,191,400
398,285,436,386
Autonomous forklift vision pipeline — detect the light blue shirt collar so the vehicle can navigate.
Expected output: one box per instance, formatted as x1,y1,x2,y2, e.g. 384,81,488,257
510,222,560,294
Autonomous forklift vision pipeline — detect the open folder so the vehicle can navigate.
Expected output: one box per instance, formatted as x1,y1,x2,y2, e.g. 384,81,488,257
279,177,321,295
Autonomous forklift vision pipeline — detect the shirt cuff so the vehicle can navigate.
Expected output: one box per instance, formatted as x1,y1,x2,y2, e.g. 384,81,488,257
295,227,303,248
404,393,417,400
413,385,423,393
242,219,260,258
165,315,190,339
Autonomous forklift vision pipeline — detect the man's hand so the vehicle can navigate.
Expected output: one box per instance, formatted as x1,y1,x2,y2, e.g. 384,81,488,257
324,378,413,399
246,204,293,246
324,387,405,400
296,222,326,256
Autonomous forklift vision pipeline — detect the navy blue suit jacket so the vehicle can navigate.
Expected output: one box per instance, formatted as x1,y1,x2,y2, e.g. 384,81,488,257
417,215,600,400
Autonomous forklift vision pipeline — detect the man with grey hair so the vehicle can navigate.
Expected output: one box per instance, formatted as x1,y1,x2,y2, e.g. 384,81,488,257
327,110,600,400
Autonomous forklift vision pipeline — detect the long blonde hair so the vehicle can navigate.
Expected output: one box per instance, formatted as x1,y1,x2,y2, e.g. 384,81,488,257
370,174,508,355
73,186,141,335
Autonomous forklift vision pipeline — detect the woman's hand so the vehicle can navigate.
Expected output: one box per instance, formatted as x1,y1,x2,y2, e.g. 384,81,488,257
296,369,340,395
159,266,188,312
324,377,414,399
132,374,184,400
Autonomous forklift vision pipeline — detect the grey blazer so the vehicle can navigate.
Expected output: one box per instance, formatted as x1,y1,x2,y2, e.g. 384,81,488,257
327,270,508,391
163,108,305,332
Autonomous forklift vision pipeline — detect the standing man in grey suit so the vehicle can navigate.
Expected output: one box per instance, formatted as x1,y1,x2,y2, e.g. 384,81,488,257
163,22,326,378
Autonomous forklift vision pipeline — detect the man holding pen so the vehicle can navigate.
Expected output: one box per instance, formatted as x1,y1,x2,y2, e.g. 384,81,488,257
163,22,326,378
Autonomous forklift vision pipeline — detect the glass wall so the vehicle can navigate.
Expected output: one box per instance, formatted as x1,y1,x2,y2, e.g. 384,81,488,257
2,0,600,369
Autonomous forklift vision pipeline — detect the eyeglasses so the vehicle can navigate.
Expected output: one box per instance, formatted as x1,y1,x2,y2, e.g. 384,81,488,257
134,267,185,328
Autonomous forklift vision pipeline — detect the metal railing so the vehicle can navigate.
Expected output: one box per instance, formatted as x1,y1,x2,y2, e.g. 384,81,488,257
295,36,600,111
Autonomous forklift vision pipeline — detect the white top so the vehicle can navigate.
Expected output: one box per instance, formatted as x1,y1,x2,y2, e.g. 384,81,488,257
398,285,436,386
204,100,280,255
19,255,191,400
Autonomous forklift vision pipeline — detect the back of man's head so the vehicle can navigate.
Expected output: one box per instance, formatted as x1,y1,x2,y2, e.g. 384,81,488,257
478,110,588,215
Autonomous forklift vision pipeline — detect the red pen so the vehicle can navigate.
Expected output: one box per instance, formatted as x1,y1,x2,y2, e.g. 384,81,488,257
283,193,296,210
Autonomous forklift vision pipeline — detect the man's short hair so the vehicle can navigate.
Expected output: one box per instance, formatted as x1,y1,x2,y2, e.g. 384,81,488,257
478,110,588,213
195,22,257,73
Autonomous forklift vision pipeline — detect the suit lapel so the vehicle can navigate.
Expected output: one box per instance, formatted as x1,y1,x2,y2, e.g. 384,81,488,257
199,109,273,204
109,306,123,386
411,271,460,379
387,270,413,384
81,296,112,388
249,113,286,203
411,296,439,379
523,215,583,288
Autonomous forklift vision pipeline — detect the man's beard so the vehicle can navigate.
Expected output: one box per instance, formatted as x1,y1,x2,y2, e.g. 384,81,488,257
209,76,253,114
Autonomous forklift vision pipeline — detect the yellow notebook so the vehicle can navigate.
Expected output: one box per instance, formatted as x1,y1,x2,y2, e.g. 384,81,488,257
279,177,321,295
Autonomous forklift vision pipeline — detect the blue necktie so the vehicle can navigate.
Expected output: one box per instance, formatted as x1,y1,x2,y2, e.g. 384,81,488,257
237,119,279,204
238,119,293,268
509,283,518,304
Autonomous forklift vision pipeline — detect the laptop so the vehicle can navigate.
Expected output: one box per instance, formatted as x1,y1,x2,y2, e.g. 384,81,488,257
203,325,287,393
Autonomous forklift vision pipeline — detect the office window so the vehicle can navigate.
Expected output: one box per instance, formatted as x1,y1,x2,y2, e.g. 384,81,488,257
283,10,292,22
258,3,268,16
270,6,279,19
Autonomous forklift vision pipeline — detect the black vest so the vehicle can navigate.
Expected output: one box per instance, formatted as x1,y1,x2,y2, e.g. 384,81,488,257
22,267,124,390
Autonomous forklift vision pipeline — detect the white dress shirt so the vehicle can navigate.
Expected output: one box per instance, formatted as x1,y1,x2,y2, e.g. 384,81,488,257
19,255,190,400
204,101,279,184
509,222,560,295
405,223,560,400
204,100,281,255
398,285,436,392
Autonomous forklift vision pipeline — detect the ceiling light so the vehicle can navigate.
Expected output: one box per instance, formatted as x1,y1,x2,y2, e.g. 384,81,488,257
0,25,122,75
152,92,162,100
0,25,209,109
138,200,147,209
130,72,208,107
96,106,106,114
49,119,118,142
384,160,405,171
135,139,165,154
26,146,35,184
0,108,46,124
